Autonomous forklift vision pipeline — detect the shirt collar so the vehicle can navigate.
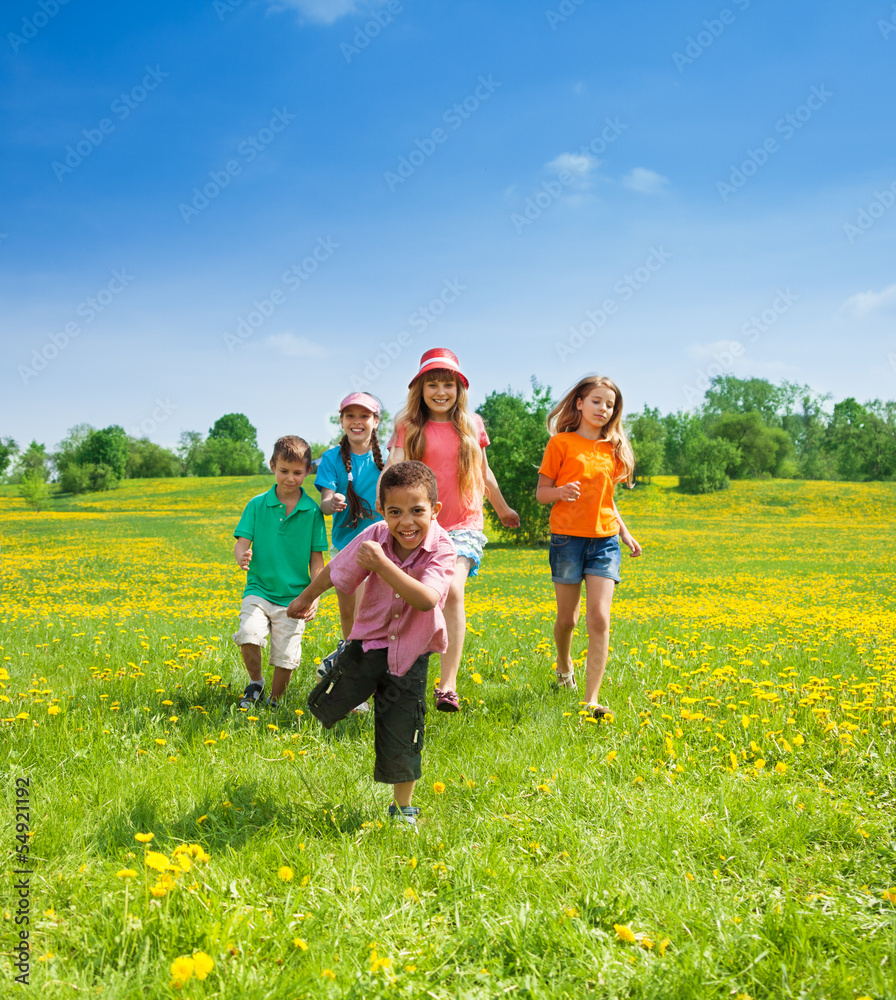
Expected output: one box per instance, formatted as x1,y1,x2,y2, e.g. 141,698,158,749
265,484,313,510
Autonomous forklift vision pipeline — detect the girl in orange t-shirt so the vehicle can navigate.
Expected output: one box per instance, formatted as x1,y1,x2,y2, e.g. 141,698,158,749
536,375,641,718
384,348,520,712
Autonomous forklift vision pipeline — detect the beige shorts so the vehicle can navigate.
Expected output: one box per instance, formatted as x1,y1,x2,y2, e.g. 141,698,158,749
232,595,306,671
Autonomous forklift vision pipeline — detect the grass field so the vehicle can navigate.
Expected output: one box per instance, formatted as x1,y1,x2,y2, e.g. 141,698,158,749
1,476,894,999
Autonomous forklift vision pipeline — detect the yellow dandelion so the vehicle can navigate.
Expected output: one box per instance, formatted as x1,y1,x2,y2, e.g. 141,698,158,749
154,738,166,746
606,750,618,763
278,866,294,881
614,923,636,943
433,781,446,794
192,952,213,980
294,938,308,950
169,955,194,987
657,937,670,956
150,886,167,898
116,869,137,878
471,673,482,684
144,851,170,872
321,969,336,980
775,762,787,775
47,706,61,716
134,833,154,843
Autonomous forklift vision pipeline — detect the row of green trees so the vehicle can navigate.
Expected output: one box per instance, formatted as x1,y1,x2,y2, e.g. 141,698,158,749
1,414,267,497
479,376,896,543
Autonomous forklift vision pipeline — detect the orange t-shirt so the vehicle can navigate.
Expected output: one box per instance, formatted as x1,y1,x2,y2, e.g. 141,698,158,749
539,433,625,537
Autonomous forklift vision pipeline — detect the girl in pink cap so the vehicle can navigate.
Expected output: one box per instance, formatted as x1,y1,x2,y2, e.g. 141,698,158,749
315,392,385,694
384,348,520,712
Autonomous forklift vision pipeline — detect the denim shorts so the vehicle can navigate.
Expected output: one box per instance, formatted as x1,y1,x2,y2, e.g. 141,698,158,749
306,641,428,785
549,533,621,585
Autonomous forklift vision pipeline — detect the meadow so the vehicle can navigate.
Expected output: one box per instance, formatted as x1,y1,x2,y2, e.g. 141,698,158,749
1,475,894,999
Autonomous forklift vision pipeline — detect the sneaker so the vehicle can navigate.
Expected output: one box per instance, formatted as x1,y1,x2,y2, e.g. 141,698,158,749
238,681,264,710
434,688,460,713
265,695,279,710
388,804,420,829
316,639,347,680
555,668,576,690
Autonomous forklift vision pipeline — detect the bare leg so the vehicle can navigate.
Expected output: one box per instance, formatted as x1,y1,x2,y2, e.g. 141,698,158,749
582,575,615,706
436,558,472,693
553,582,583,679
270,665,294,701
392,780,416,808
240,643,263,684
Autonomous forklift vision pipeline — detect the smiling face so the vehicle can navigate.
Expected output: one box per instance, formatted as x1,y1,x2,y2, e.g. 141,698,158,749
421,377,458,421
269,458,311,495
382,484,442,557
576,385,617,435
340,405,379,448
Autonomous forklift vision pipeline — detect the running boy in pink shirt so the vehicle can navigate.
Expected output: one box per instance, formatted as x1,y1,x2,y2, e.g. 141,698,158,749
286,461,455,827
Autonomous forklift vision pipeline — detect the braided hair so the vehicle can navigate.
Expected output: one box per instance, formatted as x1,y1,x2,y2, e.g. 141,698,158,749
339,428,384,529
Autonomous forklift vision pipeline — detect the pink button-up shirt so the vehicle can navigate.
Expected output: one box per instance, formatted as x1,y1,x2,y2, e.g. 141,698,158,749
327,520,456,676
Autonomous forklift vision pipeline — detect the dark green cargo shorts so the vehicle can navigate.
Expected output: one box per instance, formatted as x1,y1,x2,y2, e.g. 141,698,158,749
307,640,429,785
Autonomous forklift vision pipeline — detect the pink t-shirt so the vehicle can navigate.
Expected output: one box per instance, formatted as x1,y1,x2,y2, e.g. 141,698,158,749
389,416,490,531
327,521,456,676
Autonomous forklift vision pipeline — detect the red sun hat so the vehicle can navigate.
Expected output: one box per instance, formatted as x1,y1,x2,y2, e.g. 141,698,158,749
408,347,469,389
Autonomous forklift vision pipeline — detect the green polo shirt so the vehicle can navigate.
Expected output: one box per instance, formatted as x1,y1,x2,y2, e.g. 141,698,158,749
234,485,328,606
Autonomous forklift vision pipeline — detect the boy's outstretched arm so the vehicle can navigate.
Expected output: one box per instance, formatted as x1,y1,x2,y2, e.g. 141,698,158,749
287,563,332,620
356,541,440,611
482,451,520,528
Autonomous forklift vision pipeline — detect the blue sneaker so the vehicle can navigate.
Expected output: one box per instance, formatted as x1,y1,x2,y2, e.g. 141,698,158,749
388,804,420,829
238,681,264,710
316,639,347,680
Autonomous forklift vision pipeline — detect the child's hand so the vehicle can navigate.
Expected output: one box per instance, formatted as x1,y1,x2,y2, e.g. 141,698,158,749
558,481,581,502
286,594,314,620
356,540,388,572
621,530,642,557
500,507,520,529
331,492,347,512
238,548,253,570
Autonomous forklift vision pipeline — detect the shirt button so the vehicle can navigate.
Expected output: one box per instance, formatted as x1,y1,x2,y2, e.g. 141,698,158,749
393,613,400,619
394,593,400,599
390,635,396,641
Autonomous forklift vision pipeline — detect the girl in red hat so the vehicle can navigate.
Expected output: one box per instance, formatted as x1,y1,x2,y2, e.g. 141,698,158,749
384,348,520,712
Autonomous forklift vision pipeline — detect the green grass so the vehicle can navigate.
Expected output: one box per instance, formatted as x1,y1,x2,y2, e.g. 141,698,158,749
1,477,894,998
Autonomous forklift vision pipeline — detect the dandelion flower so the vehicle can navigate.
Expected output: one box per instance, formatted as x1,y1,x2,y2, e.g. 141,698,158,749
278,866,294,881
134,833,154,843
144,851,170,872
433,781,445,794
775,762,787,774
116,869,137,878
614,924,636,943
294,938,308,950
321,969,336,980
192,952,213,980
170,955,194,987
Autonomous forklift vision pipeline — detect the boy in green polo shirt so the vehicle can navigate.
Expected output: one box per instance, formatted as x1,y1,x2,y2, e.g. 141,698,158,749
233,435,328,709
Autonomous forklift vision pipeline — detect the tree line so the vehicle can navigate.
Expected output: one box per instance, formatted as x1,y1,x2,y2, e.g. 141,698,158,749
5,377,895,525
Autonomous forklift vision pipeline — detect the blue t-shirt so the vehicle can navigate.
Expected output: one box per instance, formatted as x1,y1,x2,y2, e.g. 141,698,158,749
315,446,383,549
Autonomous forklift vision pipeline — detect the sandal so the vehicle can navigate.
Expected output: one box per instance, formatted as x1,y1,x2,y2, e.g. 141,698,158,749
586,702,612,720
555,668,577,690
434,688,460,713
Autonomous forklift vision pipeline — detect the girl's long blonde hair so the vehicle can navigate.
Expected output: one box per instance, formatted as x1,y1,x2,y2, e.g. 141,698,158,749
394,369,484,504
547,374,635,485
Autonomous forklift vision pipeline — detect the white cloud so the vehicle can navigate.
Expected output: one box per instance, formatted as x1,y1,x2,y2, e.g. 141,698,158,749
266,333,327,357
622,167,669,195
273,0,363,24
544,152,599,190
841,282,896,317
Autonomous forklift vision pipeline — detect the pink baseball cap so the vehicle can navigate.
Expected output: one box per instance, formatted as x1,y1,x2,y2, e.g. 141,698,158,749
408,347,469,389
339,392,381,415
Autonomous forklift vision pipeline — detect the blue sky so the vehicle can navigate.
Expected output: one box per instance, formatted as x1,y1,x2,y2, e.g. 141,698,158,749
2,0,895,453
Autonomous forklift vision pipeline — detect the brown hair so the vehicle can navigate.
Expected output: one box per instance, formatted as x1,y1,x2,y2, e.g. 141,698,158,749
338,427,384,529
394,369,484,505
379,460,438,508
270,435,312,468
547,375,635,484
